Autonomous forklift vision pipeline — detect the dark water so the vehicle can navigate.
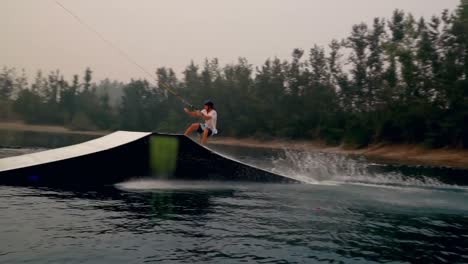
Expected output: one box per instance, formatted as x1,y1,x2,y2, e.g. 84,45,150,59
1,131,468,263
0,130,98,149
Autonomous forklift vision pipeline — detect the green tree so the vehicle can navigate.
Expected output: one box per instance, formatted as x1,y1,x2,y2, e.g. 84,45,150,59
347,22,369,112
120,79,153,130
13,89,44,123
0,67,15,100
60,74,79,123
220,57,255,136
367,18,386,110
83,67,92,92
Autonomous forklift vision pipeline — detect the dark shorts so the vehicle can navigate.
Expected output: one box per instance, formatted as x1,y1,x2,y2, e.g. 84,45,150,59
197,123,213,137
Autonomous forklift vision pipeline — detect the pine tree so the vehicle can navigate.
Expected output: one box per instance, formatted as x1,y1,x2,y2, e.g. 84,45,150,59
13,69,28,99
0,67,15,100
120,79,152,130
83,67,92,92
367,18,386,110
347,22,369,112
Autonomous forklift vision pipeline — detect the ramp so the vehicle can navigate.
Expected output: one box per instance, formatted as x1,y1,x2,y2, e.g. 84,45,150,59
0,131,152,185
0,131,298,185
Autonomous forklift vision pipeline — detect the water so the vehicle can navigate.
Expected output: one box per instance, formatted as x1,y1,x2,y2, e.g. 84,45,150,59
1,131,468,263
0,130,98,149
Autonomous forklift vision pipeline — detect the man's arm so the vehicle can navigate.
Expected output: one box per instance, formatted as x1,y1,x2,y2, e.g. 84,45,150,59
200,112,212,120
184,108,202,117
202,110,218,121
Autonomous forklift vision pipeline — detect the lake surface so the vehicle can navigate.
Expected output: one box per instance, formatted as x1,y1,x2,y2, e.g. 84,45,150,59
1,131,467,263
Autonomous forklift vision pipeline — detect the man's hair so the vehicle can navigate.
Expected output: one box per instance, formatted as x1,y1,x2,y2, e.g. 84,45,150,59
204,100,214,109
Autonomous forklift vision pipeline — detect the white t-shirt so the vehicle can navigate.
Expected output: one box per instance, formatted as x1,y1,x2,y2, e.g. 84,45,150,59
201,109,218,135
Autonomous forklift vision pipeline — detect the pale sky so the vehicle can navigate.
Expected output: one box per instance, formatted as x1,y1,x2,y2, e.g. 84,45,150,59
1,0,460,83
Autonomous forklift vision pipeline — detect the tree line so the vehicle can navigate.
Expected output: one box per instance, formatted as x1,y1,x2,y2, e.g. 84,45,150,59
1,1,467,148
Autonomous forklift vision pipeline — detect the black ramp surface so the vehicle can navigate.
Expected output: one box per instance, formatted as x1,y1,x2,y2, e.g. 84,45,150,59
161,134,297,183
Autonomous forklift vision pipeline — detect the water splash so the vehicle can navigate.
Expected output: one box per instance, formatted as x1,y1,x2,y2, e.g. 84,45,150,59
270,149,457,188
116,179,239,192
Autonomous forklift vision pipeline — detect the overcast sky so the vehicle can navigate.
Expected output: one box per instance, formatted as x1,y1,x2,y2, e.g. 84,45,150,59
1,0,460,82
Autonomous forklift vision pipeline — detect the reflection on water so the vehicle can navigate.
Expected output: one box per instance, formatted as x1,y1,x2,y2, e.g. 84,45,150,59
0,183,467,263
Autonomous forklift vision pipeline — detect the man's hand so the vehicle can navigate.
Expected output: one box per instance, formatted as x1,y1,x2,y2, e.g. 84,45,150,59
184,108,189,113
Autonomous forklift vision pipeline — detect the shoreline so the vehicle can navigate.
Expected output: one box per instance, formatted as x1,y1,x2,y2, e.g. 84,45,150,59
1,121,468,169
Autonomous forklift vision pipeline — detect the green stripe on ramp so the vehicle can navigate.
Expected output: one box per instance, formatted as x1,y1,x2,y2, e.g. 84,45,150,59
149,136,179,177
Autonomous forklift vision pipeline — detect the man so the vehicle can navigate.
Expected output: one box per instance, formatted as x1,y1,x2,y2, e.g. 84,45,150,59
184,100,218,145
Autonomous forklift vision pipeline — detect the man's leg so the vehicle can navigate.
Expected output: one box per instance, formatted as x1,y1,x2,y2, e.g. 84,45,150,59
184,123,200,136
201,128,210,145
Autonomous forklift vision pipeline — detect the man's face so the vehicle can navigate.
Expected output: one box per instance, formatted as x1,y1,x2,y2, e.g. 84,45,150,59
203,105,210,111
